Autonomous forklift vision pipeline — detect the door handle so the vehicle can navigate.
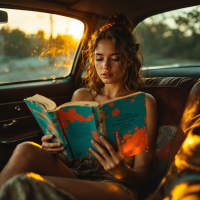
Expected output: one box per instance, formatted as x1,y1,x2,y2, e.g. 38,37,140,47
2,120,17,128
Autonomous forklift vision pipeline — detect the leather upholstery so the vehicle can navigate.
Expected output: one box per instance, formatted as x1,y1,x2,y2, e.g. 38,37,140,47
142,77,200,193
167,81,200,169
144,77,198,125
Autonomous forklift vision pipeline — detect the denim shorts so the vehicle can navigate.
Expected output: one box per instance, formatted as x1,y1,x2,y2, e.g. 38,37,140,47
69,157,138,200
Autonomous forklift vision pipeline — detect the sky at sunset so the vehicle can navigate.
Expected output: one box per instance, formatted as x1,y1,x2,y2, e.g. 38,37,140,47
0,8,84,39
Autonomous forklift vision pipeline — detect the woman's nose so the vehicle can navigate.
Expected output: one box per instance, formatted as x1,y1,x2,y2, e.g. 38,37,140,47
103,60,110,70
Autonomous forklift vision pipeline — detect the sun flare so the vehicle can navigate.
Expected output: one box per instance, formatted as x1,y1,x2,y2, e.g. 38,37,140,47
68,20,84,39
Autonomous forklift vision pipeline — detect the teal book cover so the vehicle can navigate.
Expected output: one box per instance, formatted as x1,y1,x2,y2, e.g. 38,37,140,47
25,92,148,159
24,99,73,159
57,106,98,158
98,92,148,157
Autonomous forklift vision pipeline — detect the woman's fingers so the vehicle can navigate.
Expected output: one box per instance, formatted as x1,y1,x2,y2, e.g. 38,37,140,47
43,146,65,152
89,147,106,166
115,130,123,154
99,136,117,157
41,134,64,155
42,141,62,148
41,134,53,142
90,140,113,162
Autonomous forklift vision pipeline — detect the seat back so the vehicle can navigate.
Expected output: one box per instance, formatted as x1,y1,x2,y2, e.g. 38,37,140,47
144,77,199,193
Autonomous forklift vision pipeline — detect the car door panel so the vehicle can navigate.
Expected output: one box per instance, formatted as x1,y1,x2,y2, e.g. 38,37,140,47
0,76,75,165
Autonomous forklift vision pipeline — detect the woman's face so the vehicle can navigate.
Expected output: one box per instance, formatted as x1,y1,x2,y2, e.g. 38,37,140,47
94,39,126,85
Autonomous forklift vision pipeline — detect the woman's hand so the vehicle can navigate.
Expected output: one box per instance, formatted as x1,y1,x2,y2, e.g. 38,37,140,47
41,135,64,155
89,130,129,179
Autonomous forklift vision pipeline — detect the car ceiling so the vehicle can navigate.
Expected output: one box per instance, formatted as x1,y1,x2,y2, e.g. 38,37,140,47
63,0,200,22
1,0,199,25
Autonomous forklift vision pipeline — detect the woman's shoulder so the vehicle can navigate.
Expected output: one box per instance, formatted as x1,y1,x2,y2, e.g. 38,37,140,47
71,88,93,102
134,91,157,108
133,91,156,103
142,92,157,113
144,92,156,102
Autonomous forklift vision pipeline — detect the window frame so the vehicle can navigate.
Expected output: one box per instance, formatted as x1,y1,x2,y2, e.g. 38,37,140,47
0,2,95,86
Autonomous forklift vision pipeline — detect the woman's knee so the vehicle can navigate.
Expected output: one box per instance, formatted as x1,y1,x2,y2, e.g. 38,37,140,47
12,141,42,161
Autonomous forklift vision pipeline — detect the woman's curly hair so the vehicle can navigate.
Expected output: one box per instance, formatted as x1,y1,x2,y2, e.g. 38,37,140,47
82,12,145,98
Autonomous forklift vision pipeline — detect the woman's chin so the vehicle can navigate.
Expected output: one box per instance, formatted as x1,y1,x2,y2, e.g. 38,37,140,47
102,79,114,84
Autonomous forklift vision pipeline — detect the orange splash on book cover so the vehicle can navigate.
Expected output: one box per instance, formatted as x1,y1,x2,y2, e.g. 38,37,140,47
50,120,56,129
144,116,147,124
41,109,48,117
131,99,135,103
108,102,114,107
112,108,120,117
62,122,69,129
91,131,98,141
58,108,94,123
122,127,148,157
86,153,92,157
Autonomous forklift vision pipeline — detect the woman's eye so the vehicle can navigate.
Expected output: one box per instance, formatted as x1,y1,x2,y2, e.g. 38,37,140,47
112,58,120,61
96,59,103,61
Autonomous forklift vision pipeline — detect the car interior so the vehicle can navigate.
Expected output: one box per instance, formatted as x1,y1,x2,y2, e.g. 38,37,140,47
0,0,200,199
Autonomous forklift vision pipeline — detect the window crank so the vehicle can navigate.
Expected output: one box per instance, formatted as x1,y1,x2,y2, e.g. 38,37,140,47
2,120,17,128
15,106,21,112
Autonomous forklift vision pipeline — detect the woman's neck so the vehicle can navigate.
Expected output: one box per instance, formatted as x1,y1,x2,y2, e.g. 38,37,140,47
100,84,130,100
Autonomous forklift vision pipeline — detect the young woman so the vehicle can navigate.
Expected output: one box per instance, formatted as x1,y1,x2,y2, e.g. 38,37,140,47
0,13,157,200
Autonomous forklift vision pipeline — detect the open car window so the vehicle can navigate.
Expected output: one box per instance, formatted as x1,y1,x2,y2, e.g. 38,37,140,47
135,5,200,69
0,8,84,84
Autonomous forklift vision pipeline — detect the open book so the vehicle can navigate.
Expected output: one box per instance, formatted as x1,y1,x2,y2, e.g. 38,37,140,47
24,92,148,159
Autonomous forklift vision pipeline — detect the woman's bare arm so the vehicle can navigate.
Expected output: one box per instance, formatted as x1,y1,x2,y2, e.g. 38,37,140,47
71,88,92,102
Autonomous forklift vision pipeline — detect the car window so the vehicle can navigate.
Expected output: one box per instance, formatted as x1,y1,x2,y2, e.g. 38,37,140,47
0,8,84,84
135,5,200,69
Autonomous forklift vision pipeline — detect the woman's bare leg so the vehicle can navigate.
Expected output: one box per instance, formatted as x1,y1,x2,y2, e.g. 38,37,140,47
0,141,77,188
0,142,135,199
43,176,135,200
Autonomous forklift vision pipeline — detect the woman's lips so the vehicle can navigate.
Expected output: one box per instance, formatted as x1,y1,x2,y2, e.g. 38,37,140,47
102,72,113,78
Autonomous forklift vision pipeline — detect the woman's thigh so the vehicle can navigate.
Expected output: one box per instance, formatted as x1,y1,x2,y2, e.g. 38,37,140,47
43,176,135,200
0,141,77,188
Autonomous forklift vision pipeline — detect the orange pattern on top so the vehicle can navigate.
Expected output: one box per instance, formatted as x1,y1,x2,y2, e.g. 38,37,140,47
108,102,114,107
102,111,106,119
86,153,92,157
41,109,47,117
144,116,147,124
112,108,120,117
50,120,56,129
131,99,135,103
91,131,98,141
41,109,56,129
29,107,32,112
122,127,148,157
58,108,94,123
62,122,69,129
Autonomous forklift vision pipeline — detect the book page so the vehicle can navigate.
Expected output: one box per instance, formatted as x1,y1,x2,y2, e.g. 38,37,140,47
101,92,148,157
28,94,57,111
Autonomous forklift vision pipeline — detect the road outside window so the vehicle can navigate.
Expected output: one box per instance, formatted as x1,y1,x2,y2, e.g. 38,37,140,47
0,8,84,84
